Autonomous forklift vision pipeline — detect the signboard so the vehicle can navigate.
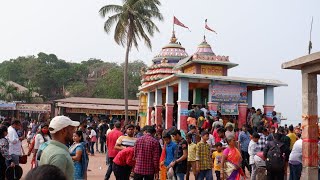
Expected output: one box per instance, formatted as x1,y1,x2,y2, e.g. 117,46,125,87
210,82,247,103
0,103,16,110
66,108,109,115
221,103,239,115
184,65,196,74
16,103,51,113
180,109,189,116
110,110,136,116
201,65,223,76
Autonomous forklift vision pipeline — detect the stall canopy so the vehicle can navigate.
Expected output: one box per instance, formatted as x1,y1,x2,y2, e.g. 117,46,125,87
0,102,16,110
55,97,139,115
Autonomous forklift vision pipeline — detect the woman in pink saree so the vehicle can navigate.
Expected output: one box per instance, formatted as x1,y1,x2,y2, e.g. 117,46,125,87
221,136,246,180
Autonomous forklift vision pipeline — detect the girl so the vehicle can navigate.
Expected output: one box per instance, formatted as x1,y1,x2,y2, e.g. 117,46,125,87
69,131,89,180
33,123,51,167
87,127,97,156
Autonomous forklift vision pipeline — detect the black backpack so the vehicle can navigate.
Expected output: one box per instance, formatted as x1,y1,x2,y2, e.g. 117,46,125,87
266,141,285,171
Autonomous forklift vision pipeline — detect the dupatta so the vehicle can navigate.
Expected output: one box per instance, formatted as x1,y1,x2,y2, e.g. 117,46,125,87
223,147,245,180
159,144,167,180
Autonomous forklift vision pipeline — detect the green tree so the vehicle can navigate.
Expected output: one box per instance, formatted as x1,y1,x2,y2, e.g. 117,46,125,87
99,0,163,123
0,79,19,102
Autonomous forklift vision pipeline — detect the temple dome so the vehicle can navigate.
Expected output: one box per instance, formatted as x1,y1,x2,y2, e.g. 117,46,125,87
194,38,215,56
141,32,187,86
152,32,188,64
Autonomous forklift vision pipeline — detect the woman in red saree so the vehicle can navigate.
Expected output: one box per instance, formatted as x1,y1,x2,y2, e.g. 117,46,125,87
221,136,245,180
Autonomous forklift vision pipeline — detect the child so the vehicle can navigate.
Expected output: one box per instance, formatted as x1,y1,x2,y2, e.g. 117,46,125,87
161,133,176,180
212,142,223,180
26,127,33,147
248,132,261,180
186,133,197,180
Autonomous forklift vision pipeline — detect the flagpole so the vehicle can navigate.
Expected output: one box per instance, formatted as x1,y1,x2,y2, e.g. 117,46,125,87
204,19,206,41
173,16,175,34
309,16,313,54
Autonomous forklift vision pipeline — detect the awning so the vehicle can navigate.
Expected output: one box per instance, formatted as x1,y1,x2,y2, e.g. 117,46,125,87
0,103,16,110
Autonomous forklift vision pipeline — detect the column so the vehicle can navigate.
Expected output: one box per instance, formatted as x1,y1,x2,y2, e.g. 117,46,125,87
238,103,248,128
155,89,163,126
247,90,253,108
165,86,174,129
139,93,147,128
177,78,189,131
263,86,275,120
301,72,318,180
147,92,155,125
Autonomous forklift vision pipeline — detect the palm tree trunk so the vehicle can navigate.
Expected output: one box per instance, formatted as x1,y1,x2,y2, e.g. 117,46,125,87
124,38,131,125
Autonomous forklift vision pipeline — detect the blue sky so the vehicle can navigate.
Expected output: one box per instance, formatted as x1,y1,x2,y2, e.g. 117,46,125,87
0,0,319,123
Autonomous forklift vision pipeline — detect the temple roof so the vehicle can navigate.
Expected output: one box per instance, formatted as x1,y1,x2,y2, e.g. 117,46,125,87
139,73,287,91
174,38,238,69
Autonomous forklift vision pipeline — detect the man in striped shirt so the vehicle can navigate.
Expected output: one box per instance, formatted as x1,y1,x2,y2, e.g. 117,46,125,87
115,124,136,150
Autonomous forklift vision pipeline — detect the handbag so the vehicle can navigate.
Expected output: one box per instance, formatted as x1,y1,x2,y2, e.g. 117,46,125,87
19,145,28,164
90,136,97,142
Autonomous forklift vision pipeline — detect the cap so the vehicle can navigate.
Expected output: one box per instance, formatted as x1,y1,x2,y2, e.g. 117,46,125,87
49,116,80,134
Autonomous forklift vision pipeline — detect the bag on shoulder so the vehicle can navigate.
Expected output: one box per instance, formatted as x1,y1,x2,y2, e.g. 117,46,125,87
36,141,50,162
266,142,285,171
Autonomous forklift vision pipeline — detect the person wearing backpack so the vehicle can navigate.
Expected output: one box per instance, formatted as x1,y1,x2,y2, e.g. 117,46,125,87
32,123,51,167
263,132,289,180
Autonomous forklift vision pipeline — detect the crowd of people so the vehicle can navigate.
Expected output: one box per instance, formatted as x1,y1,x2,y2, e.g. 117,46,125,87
0,105,316,180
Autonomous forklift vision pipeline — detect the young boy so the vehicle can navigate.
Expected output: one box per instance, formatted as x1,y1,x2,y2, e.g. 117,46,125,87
212,142,223,180
186,133,197,180
248,132,261,180
196,131,213,180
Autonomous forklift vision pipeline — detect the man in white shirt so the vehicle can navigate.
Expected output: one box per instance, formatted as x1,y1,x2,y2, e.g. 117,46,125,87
7,120,24,165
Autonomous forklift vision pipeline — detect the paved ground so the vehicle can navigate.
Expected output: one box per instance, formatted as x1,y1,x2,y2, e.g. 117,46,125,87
19,141,300,180
21,141,112,180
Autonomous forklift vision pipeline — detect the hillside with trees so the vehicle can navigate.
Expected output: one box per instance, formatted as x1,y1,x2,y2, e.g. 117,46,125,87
0,52,147,102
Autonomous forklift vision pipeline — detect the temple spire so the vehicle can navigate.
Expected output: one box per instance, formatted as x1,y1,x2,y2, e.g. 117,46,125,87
170,31,177,43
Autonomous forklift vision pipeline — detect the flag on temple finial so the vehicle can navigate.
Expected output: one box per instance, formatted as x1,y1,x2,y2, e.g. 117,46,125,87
308,17,313,55
205,19,217,34
173,16,189,29
309,41,312,55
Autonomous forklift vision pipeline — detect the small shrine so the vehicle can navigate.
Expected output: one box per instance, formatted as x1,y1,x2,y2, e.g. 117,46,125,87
138,32,287,131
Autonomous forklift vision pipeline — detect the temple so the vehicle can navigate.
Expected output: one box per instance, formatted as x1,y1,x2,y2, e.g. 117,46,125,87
138,32,287,131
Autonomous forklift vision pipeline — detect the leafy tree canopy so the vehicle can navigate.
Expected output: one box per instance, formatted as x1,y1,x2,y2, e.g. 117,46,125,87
0,52,147,101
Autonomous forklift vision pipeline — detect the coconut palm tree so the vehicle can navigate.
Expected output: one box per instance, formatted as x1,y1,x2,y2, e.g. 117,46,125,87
99,0,163,123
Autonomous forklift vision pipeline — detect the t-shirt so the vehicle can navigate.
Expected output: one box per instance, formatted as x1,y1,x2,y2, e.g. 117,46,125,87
39,140,74,180
238,131,251,152
174,139,188,174
212,151,223,171
116,135,137,148
107,129,123,157
188,143,197,162
34,134,51,149
252,113,262,127
287,132,297,150
164,141,177,167
197,116,205,128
